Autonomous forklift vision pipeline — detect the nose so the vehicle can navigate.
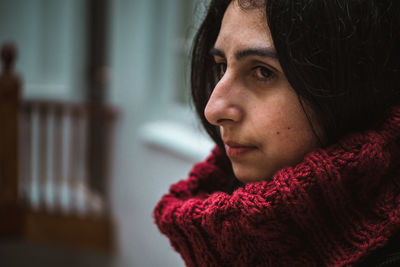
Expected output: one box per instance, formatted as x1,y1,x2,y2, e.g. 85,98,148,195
204,77,243,126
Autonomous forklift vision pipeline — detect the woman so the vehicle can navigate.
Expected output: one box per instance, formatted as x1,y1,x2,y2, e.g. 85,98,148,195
154,0,400,266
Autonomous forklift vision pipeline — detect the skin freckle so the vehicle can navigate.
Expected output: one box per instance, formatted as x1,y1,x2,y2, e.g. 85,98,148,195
276,131,280,135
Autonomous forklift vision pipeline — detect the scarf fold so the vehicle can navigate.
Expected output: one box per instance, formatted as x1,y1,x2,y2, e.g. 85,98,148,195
154,107,400,267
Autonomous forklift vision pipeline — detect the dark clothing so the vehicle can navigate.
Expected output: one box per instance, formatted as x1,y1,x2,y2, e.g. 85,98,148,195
359,232,400,267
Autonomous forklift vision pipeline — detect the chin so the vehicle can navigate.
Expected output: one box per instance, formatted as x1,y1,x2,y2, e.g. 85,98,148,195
233,169,268,183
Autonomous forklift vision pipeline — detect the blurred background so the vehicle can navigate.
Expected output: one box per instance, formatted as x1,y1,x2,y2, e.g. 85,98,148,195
0,0,213,266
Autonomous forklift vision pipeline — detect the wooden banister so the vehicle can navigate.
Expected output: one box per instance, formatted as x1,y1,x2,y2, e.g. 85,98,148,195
0,42,22,235
0,42,116,253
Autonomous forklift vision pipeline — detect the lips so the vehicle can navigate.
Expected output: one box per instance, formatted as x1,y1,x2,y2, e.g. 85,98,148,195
224,142,257,158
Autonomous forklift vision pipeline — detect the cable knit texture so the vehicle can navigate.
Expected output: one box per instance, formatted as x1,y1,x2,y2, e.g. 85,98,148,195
154,107,400,267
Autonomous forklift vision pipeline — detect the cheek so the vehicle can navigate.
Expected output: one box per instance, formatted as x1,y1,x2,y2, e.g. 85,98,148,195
252,97,317,148
274,111,319,161
252,98,300,134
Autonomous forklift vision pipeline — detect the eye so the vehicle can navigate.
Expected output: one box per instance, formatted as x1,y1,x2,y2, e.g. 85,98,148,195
215,62,227,80
253,66,275,81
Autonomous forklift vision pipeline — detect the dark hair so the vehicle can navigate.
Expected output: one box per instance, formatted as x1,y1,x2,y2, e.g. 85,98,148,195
191,0,400,147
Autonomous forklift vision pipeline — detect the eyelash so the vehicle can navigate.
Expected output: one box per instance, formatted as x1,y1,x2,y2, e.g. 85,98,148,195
214,62,275,82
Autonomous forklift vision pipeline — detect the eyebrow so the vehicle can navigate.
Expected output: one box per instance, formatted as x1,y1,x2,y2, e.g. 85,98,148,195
210,47,278,61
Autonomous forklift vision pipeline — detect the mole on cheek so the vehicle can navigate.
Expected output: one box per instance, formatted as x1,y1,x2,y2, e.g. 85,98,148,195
287,127,291,130
276,131,280,135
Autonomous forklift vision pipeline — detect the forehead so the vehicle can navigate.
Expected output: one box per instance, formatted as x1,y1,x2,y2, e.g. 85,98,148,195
214,2,273,51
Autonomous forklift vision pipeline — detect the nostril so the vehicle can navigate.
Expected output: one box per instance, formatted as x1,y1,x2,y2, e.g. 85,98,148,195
217,118,231,124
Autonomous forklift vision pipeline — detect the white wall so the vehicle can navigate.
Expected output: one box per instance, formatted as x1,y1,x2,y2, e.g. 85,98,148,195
108,0,212,266
0,0,87,100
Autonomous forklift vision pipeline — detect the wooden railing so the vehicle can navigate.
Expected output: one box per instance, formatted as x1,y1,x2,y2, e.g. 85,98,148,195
0,42,22,236
19,100,115,216
0,43,116,252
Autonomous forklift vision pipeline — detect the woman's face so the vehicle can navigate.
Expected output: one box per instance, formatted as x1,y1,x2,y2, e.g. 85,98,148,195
204,2,320,183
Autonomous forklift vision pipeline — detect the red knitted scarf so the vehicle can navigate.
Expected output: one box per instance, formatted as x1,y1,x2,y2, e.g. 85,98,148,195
154,107,400,267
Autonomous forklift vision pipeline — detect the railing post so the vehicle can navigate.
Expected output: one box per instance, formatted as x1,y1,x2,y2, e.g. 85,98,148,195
0,42,23,235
